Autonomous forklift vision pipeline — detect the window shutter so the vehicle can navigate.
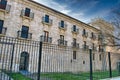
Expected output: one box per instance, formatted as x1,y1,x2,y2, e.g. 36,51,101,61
21,9,25,16
6,5,11,13
30,12,34,19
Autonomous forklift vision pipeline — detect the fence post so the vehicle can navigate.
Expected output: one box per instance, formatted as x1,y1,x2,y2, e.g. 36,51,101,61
89,49,93,80
10,44,15,72
37,42,42,80
108,52,112,78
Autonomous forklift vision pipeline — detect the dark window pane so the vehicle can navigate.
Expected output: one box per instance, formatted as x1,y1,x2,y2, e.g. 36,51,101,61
73,25,76,31
61,20,64,27
45,15,49,23
73,51,76,59
25,8,30,17
83,29,86,34
0,0,7,9
21,26,29,38
0,20,4,34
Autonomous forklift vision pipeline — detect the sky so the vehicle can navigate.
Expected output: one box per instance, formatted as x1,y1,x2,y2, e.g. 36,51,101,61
34,0,120,23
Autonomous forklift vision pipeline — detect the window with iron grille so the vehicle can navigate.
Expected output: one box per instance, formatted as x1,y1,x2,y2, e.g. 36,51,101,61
73,51,76,59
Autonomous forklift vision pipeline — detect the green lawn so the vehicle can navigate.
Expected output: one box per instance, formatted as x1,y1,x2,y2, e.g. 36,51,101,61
8,73,32,80
6,70,120,80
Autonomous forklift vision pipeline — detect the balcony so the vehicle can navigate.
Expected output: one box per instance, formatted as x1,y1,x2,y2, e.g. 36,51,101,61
82,45,89,51
58,22,67,30
20,9,34,20
17,31,32,40
90,35,96,40
0,4,11,13
92,47,97,51
58,39,67,46
40,35,52,43
98,34,103,41
71,42,79,48
0,27,7,36
42,17,52,26
71,28,79,34
99,48,104,52
82,32,88,38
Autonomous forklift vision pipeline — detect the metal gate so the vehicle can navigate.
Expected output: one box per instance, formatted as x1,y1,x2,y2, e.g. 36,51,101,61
0,37,41,80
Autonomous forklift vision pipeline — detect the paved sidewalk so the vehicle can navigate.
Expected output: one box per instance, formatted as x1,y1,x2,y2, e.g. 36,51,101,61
102,77,120,80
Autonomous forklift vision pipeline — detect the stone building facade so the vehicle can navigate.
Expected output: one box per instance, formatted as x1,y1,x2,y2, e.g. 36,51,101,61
0,0,118,73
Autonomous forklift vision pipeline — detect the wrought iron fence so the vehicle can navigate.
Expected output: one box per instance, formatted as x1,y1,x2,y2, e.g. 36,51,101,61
0,36,120,80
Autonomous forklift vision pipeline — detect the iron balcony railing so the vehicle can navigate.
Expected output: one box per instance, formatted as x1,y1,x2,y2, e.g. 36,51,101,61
0,4,11,13
92,47,97,51
82,32,88,38
20,9,34,19
40,35,52,43
90,34,96,40
82,45,89,51
98,34,103,41
17,30,32,39
71,27,79,34
0,27,7,35
58,39,67,46
42,17,53,25
72,42,79,48
58,22,67,30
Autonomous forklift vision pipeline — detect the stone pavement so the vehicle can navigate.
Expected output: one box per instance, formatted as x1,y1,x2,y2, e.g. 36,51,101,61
101,77,120,80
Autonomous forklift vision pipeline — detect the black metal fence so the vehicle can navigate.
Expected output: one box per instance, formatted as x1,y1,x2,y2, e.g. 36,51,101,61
0,36,120,80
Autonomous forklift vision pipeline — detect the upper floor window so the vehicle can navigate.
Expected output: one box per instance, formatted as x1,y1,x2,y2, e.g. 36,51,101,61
0,20,7,35
0,0,7,9
42,15,52,25
73,51,76,59
21,8,34,19
84,41,86,45
0,20,4,34
25,8,31,17
60,20,64,28
45,15,49,23
83,29,86,34
73,38,76,43
73,25,76,31
60,35,64,40
21,26,29,38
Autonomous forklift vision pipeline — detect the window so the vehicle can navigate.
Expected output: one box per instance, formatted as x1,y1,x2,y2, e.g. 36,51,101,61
61,20,64,28
25,8,30,17
92,43,94,50
83,29,86,34
91,32,94,37
73,51,76,59
0,20,4,34
83,61,85,64
73,25,76,31
93,53,95,60
84,41,86,45
60,35,64,40
99,54,102,61
0,0,7,9
21,26,29,38
44,31,49,42
73,38,76,43
45,15,49,23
